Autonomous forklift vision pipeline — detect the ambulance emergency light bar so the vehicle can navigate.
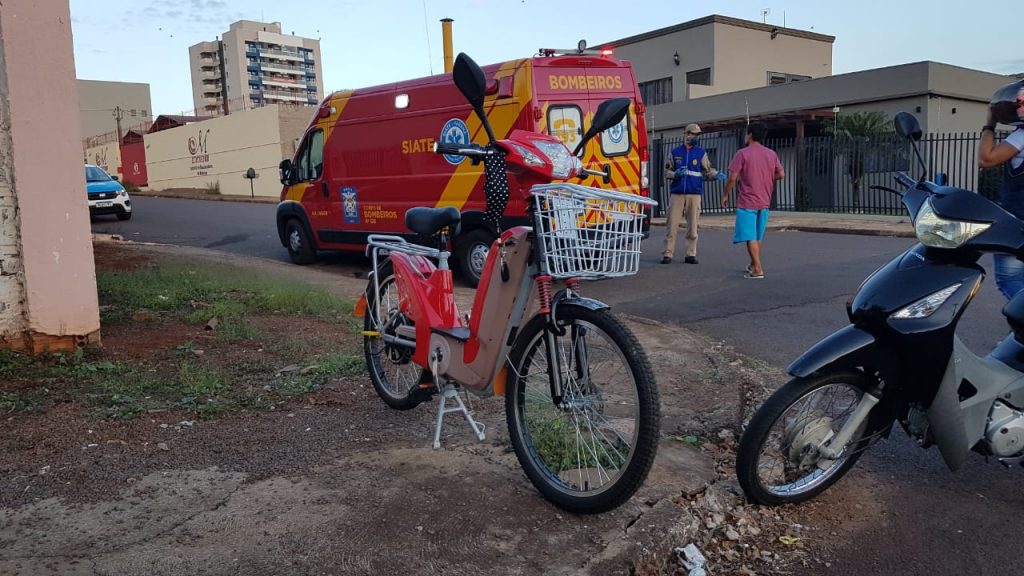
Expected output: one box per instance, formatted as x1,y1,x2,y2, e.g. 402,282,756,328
539,39,613,57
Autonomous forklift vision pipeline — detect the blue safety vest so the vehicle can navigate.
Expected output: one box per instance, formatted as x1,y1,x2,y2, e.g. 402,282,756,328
669,144,706,194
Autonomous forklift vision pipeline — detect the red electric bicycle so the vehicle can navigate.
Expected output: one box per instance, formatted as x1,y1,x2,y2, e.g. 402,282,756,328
358,53,660,514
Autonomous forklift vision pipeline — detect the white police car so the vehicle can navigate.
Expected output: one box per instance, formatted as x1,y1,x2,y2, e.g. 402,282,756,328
85,164,132,220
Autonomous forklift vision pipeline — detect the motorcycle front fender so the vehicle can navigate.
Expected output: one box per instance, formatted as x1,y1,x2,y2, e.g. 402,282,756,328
788,325,880,378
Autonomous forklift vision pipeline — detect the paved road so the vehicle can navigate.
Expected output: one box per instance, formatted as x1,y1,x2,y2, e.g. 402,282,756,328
94,196,1022,575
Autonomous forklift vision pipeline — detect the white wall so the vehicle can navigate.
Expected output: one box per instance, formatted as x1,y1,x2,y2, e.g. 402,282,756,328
144,104,285,197
84,141,121,175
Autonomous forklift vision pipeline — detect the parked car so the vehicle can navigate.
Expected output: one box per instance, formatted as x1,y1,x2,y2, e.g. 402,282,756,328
85,164,132,220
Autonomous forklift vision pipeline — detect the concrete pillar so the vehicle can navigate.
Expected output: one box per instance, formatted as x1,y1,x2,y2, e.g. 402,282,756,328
0,1,101,353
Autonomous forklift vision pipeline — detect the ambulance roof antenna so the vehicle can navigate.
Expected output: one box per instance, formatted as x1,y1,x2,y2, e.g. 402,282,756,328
422,0,435,75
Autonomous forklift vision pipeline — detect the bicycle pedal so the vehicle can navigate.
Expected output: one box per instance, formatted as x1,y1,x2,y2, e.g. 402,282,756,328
410,385,438,402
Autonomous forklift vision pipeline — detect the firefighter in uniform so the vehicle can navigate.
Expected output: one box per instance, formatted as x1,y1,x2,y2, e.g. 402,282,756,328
662,123,726,264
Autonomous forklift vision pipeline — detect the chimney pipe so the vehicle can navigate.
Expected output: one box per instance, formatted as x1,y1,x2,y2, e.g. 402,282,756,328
441,18,454,74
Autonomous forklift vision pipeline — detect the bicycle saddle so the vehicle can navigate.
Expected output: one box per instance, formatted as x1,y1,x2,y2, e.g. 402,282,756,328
405,206,461,236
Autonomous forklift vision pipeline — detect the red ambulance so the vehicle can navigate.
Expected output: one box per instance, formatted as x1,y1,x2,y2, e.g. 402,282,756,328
276,50,650,286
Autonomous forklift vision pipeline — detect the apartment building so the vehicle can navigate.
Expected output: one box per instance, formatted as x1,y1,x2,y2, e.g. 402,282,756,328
189,20,324,116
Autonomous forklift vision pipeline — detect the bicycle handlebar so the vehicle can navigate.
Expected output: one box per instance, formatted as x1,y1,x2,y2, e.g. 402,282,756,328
434,142,489,158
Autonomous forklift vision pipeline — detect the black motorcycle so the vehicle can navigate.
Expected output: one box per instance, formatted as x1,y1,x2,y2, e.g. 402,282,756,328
736,112,1024,505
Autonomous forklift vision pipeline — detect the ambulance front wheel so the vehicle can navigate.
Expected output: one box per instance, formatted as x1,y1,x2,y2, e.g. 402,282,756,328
285,218,318,265
457,229,493,288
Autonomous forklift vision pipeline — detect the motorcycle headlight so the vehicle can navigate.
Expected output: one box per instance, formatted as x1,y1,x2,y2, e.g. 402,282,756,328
532,140,578,179
914,199,990,249
890,283,962,319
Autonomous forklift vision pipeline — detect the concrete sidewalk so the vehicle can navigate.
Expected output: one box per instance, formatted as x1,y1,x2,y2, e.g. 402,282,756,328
654,210,915,238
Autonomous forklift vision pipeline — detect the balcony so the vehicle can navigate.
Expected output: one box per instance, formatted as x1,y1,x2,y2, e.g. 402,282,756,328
262,89,310,103
261,61,306,75
262,77,305,89
259,47,304,62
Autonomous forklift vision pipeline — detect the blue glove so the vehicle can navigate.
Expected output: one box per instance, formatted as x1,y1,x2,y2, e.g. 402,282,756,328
716,171,727,182
675,168,686,180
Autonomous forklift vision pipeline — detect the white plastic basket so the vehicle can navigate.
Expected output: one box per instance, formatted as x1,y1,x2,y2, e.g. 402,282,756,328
530,183,658,280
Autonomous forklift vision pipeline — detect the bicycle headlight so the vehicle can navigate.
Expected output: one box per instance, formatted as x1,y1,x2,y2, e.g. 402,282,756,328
507,142,546,168
890,283,961,319
914,199,990,249
532,140,578,179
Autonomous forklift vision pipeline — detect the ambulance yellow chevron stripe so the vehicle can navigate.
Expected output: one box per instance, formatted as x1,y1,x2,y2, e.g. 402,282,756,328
283,90,354,202
434,59,531,211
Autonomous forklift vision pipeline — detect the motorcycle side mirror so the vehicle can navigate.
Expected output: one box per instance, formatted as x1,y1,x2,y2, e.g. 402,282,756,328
574,98,631,156
894,111,928,181
453,53,497,143
894,112,922,142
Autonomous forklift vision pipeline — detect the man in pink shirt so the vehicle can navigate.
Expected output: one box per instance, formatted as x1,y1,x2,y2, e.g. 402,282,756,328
721,123,785,278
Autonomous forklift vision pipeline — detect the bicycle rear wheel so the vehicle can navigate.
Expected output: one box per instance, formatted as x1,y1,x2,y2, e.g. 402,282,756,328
505,305,660,514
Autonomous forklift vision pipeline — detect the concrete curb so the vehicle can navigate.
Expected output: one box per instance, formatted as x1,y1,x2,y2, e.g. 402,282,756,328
132,190,277,204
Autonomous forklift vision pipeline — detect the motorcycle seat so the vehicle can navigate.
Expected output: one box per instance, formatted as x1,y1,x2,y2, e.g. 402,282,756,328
405,206,461,236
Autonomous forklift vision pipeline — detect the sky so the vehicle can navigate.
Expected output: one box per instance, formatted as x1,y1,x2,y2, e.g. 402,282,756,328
69,0,1012,117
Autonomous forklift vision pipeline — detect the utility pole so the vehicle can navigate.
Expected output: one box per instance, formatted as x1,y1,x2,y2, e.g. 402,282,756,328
112,106,124,144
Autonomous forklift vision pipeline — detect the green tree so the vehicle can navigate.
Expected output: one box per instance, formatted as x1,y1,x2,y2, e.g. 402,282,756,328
825,111,894,211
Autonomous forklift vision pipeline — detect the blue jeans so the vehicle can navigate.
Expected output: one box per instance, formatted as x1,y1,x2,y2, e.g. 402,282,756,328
994,254,1024,300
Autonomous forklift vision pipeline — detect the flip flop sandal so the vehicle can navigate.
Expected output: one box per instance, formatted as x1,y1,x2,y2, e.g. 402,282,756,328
744,272,765,279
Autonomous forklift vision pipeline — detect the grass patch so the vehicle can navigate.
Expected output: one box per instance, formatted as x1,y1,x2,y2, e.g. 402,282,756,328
97,263,353,324
213,319,261,342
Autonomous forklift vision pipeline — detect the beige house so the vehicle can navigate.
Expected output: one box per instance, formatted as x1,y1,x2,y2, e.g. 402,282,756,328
602,15,834,107
77,79,152,141
189,20,324,117
144,104,311,197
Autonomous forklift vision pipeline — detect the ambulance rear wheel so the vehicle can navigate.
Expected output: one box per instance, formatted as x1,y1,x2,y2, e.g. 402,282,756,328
285,219,317,265
457,229,493,288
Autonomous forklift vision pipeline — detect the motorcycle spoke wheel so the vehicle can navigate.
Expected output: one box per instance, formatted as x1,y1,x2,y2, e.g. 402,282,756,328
737,373,871,505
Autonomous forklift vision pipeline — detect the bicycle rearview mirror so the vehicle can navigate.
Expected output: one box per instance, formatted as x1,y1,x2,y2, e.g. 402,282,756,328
453,53,496,143
575,98,630,156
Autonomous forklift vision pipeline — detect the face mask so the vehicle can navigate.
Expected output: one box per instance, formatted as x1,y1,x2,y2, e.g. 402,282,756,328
685,135,699,145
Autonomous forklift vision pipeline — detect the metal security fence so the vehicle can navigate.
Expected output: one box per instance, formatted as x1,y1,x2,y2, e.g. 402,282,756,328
650,131,997,217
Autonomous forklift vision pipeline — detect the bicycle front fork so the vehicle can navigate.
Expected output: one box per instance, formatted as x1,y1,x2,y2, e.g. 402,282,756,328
537,276,588,408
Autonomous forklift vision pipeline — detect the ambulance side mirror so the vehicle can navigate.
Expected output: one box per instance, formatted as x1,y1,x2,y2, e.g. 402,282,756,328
453,53,497,143
279,159,293,185
574,98,631,156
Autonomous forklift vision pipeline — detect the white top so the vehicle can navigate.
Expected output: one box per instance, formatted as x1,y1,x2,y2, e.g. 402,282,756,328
1006,128,1024,170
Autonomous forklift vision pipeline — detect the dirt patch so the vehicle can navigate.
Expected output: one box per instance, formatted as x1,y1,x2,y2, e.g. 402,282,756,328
1,240,832,575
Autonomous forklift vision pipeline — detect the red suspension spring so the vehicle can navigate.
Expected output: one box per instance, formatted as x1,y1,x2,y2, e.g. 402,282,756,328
565,277,581,295
536,275,554,314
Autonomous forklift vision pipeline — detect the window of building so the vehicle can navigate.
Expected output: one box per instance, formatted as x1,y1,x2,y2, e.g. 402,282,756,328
768,72,811,86
686,68,711,86
638,77,672,106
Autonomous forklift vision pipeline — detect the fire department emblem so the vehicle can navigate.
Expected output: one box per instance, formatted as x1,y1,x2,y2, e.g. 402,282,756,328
607,122,624,144
342,187,360,223
440,118,470,165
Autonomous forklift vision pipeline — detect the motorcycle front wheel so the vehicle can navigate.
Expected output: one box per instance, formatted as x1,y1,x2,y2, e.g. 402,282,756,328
505,305,660,514
736,372,873,506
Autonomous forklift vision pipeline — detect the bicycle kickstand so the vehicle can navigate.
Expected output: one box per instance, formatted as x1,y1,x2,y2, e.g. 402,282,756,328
431,351,486,449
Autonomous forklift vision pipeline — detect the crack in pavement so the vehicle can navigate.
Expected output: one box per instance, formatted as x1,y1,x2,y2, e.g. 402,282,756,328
3,483,245,564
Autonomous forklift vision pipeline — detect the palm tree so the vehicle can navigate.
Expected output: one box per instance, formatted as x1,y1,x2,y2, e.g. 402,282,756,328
825,111,893,211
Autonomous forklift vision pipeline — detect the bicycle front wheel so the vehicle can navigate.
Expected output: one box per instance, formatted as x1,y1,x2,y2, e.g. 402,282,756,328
505,305,660,514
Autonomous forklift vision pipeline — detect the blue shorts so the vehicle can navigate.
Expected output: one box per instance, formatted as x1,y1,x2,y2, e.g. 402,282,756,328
733,209,770,244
